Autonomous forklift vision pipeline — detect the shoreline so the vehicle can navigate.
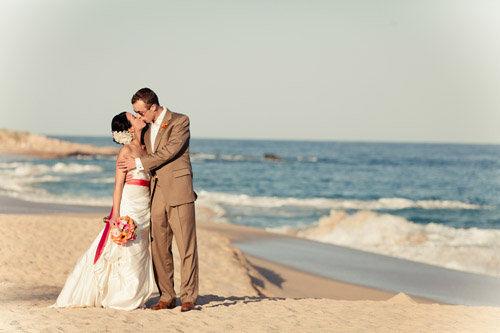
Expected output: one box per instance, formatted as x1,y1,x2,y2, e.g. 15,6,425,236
2,194,500,306
0,194,420,302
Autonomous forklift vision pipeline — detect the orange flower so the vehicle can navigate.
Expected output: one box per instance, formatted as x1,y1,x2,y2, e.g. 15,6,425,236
160,122,168,131
110,215,137,245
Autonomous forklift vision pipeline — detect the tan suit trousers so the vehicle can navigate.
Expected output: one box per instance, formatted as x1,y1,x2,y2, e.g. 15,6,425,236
150,184,199,304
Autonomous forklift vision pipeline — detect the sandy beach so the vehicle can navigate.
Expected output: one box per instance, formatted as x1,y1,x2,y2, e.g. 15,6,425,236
3,0,500,329
1,207,500,332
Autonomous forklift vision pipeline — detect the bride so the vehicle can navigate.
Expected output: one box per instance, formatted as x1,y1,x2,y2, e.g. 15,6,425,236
51,112,155,311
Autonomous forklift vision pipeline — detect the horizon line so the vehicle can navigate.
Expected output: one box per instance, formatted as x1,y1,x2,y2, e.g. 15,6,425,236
44,133,500,146
2,128,497,146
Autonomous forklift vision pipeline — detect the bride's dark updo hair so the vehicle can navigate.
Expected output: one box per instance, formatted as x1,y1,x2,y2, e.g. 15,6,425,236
111,112,132,144
112,112,131,132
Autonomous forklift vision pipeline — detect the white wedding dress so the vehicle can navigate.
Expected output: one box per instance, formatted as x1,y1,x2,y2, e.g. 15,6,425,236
51,169,155,311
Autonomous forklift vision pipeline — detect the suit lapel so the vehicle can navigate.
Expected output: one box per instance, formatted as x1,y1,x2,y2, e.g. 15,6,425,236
153,108,172,152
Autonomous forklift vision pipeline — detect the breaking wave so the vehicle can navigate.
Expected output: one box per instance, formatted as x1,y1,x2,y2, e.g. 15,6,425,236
268,210,500,277
0,161,103,176
196,191,489,211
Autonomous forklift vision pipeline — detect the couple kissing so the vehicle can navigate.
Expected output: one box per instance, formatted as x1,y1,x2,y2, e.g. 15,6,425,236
51,88,199,312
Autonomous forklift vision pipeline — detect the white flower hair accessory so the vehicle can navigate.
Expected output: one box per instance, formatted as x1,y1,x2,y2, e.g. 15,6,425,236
112,131,133,145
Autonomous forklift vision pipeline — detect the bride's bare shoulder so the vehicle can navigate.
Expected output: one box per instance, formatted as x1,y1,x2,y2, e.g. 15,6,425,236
117,144,133,158
120,144,144,158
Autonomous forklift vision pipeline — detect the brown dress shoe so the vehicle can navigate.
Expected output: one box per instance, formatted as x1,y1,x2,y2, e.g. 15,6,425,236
181,302,195,312
150,300,176,310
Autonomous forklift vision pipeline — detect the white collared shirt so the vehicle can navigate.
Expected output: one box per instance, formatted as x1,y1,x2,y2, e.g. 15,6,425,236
149,107,167,152
135,107,167,171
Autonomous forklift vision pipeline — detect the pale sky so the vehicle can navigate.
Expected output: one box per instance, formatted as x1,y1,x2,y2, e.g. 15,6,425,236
1,0,500,143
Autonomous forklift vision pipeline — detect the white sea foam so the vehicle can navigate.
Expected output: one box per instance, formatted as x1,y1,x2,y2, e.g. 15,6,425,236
51,162,102,174
89,177,116,183
0,171,51,194
0,162,103,177
28,175,62,183
0,161,107,206
74,155,115,161
0,162,25,168
297,156,318,162
195,193,230,223
0,187,111,207
191,153,254,162
0,166,110,206
268,210,500,277
197,191,489,210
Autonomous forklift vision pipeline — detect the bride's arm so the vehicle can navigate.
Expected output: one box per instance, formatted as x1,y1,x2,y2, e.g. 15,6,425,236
110,146,129,224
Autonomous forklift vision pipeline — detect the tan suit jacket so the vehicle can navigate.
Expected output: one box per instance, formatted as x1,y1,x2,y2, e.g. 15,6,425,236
140,109,196,206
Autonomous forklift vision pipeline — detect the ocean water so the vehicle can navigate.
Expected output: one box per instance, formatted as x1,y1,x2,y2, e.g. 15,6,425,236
1,137,500,276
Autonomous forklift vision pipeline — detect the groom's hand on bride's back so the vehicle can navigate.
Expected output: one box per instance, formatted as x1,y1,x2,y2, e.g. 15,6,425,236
117,155,136,172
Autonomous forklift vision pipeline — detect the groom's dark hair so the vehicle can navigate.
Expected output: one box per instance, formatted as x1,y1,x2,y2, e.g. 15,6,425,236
131,88,160,107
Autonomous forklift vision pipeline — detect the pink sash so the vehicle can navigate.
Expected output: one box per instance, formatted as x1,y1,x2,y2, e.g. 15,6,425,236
125,179,150,187
94,206,113,265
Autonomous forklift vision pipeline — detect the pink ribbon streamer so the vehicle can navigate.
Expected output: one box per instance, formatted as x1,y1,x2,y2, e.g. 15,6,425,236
94,206,113,265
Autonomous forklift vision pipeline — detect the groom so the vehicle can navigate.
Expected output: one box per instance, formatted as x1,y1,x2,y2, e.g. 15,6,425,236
118,87,199,312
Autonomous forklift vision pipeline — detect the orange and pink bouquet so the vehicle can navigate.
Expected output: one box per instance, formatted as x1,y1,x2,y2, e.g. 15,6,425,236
110,216,138,245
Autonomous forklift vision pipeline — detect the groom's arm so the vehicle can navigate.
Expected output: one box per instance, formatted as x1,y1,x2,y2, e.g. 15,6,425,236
140,115,191,172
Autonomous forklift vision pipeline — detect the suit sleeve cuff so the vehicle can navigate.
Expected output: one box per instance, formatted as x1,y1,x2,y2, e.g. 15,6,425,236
135,158,144,171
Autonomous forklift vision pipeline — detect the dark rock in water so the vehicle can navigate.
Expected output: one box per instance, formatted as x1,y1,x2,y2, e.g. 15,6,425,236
264,153,284,162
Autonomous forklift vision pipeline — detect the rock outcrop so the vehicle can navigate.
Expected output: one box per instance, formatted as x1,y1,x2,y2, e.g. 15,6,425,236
0,129,118,158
